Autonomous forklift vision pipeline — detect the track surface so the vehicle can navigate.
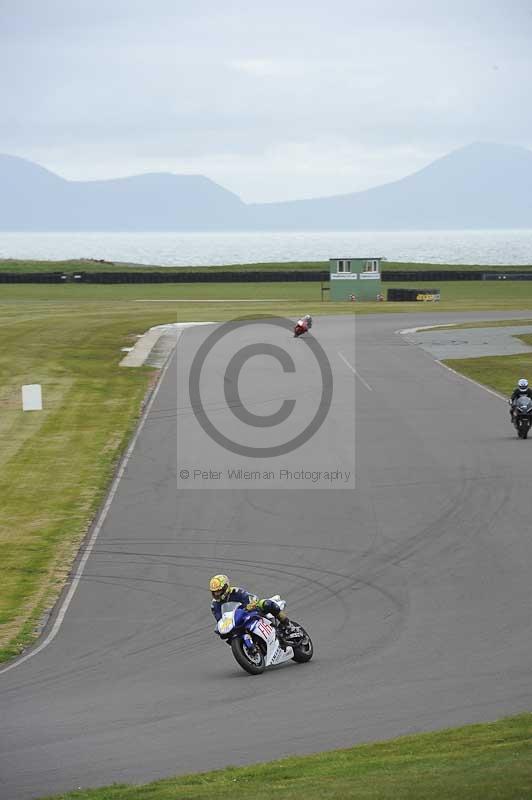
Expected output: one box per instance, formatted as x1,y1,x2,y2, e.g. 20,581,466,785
2,312,532,799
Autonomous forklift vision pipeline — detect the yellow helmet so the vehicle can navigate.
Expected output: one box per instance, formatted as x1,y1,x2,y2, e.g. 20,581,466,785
209,574,230,601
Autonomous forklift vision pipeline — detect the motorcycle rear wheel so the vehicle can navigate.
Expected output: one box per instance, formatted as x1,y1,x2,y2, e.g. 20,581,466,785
231,636,265,675
290,623,314,663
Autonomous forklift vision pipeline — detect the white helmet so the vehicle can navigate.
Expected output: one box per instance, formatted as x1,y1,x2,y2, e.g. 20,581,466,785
304,314,312,321
518,378,529,393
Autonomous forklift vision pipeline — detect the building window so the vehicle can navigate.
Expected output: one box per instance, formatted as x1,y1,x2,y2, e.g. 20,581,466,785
338,260,351,272
364,260,379,272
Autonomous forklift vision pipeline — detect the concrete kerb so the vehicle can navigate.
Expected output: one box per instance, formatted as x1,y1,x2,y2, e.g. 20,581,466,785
120,322,215,367
395,322,457,336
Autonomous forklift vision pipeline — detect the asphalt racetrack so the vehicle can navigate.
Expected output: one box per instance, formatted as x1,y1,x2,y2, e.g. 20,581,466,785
2,312,532,799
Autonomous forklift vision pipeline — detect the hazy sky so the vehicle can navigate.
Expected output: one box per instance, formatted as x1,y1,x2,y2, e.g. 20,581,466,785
2,0,532,202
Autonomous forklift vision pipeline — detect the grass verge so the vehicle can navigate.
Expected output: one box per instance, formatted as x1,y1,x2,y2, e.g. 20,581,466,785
444,334,532,397
0,258,328,274
2,258,532,275
38,713,532,799
5,279,532,311
0,300,170,661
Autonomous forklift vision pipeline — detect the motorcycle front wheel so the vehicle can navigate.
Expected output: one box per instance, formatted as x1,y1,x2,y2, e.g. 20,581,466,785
290,623,314,663
231,636,265,675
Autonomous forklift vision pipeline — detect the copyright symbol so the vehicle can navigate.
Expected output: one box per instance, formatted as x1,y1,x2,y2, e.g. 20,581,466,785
180,469,190,479
188,315,333,459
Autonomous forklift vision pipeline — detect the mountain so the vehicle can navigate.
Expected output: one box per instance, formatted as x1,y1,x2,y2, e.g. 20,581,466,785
0,154,246,230
248,142,532,230
1,142,532,231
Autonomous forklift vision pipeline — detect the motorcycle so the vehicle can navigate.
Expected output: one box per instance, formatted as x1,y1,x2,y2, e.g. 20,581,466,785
293,318,312,338
216,595,313,675
512,395,532,439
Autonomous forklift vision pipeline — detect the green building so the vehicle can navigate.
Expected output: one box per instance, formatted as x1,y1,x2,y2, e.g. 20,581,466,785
329,257,382,301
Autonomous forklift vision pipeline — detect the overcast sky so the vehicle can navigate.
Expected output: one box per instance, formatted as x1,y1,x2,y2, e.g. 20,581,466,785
2,0,532,202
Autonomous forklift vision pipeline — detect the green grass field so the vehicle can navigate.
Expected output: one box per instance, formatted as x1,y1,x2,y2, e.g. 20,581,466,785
38,713,532,800
4,278,532,309
0,281,328,303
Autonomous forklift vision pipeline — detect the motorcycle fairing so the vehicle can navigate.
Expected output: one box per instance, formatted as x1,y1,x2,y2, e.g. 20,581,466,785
248,615,294,666
217,605,294,666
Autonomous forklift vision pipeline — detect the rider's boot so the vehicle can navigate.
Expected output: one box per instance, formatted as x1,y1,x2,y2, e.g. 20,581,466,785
277,611,293,648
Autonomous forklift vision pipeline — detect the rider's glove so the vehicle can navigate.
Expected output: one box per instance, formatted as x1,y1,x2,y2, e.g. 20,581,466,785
245,600,258,611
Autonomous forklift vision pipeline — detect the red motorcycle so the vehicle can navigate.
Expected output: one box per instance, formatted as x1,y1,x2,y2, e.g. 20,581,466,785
293,316,312,338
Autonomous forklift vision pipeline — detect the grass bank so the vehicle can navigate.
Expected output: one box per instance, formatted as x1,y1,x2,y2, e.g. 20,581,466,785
0,258,328,274
2,258,532,275
444,333,532,397
39,713,532,800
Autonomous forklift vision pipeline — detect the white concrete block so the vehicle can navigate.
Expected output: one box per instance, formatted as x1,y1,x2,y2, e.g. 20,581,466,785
22,384,42,411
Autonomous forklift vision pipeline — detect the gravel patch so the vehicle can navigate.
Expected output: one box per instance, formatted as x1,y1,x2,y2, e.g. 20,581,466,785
399,324,532,360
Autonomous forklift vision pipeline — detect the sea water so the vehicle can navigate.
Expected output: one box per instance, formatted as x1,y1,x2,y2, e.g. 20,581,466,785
1,229,531,267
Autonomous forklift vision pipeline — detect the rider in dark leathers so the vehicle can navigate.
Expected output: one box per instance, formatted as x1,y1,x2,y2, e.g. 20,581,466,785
509,378,532,420
209,574,291,630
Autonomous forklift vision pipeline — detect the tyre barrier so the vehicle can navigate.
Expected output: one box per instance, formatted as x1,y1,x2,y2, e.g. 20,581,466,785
0,270,329,284
482,273,532,280
382,270,532,281
387,288,441,302
0,272,65,283
1,268,530,285
80,270,330,283
382,271,481,281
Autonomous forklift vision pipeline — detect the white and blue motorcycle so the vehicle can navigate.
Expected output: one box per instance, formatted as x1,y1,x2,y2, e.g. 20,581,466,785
216,595,313,675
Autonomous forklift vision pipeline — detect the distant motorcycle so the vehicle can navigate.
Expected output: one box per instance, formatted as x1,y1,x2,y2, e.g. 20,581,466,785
216,595,313,675
294,316,312,338
512,395,532,439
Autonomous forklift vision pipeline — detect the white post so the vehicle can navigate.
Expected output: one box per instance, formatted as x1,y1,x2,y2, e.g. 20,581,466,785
22,384,43,411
